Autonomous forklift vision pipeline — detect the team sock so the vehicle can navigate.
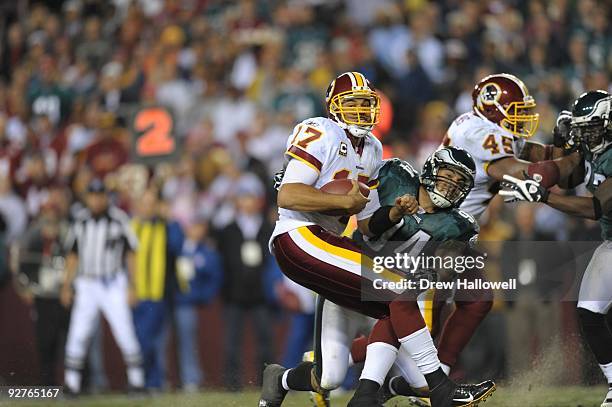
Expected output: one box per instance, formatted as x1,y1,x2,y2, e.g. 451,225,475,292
360,342,398,386
282,361,314,391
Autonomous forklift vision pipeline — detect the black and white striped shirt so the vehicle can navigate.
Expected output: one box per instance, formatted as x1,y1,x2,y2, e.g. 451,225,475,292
65,206,138,279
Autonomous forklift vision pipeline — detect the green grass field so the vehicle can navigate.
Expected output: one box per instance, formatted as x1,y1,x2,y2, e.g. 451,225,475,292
4,385,606,407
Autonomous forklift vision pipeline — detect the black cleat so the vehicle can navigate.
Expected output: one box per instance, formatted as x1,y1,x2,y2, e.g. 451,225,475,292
258,364,288,407
429,374,456,407
452,380,496,406
347,391,383,407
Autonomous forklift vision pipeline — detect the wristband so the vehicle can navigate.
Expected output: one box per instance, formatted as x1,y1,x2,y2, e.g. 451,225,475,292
369,206,399,236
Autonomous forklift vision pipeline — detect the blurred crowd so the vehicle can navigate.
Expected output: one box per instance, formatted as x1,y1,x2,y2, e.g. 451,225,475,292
0,0,610,392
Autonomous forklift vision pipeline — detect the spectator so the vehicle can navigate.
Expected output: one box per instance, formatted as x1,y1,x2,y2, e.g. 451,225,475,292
131,187,182,390
13,206,69,385
215,174,273,390
172,214,222,391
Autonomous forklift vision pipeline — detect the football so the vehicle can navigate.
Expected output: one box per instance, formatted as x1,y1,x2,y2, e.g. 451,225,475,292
319,179,369,216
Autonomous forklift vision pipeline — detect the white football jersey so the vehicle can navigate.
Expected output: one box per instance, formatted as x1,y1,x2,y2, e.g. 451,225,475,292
444,112,525,219
272,117,383,240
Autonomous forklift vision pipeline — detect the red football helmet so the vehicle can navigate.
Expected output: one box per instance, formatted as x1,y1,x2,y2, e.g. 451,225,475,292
472,73,539,138
325,72,380,138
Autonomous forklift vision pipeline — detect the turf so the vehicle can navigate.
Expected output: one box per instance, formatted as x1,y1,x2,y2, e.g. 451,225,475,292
6,385,606,407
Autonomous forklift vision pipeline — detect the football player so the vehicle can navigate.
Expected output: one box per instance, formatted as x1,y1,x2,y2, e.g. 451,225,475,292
380,73,584,396
259,72,491,407
346,147,496,406
501,90,612,407
444,73,582,219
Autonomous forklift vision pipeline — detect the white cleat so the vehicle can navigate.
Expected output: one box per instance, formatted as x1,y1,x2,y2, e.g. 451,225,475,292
602,386,612,407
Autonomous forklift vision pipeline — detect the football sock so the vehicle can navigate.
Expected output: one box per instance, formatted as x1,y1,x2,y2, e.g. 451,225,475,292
601,362,612,384
283,361,314,391
398,327,441,379
360,342,398,386
577,308,612,366
423,367,448,390
441,363,451,375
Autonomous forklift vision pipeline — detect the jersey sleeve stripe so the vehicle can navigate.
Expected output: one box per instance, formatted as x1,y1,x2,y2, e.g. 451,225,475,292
286,145,323,173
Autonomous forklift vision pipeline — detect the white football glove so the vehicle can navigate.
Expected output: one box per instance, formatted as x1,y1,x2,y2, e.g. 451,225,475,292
273,168,285,191
499,174,549,203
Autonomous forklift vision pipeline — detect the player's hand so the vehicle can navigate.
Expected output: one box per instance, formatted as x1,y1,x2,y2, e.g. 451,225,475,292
273,168,285,191
344,180,370,215
499,174,549,203
60,285,73,308
553,110,578,153
392,194,419,218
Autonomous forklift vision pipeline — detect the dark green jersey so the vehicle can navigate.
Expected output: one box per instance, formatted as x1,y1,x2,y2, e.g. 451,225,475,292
364,158,479,246
584,147,612,239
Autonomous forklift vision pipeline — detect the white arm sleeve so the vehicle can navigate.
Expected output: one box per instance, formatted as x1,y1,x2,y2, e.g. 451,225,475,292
281,158,319,186
356,188,381,221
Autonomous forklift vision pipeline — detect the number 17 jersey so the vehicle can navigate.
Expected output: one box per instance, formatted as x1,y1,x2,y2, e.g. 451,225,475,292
271,117,383,241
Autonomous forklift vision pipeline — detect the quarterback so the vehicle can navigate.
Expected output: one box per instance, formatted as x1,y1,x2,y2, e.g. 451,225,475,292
259,72,491,407
501,90,612,407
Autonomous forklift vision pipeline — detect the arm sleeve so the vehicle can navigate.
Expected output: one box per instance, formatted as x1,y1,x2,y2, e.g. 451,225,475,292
284,121,327,173
281,158,319,186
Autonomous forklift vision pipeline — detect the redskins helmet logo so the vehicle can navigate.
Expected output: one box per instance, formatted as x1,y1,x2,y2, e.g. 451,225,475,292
480,82,502,106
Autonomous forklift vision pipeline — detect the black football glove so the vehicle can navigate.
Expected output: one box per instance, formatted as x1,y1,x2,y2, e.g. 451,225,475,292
499,173,549,203
273,168,285,191
553,110,579,153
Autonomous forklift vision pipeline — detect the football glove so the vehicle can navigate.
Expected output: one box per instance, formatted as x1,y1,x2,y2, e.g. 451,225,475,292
273,168,285,191
553,110,579,153
499,174,549,203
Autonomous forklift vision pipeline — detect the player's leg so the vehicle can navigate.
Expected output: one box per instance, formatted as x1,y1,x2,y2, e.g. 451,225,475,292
264,298,364,403
437,267,493,370
99,273,144,390
271,226,459,406
64,278,103,393
576,242,612,406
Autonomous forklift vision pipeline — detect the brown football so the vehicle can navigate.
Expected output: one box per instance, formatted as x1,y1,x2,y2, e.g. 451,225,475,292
320,179,369,216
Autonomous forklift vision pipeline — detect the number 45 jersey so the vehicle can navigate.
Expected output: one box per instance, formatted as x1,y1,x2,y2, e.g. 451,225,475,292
364,158,479,247
444,112,526,219
271,116,383,241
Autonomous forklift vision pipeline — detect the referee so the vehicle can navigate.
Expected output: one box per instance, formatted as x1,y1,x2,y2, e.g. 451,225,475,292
60,179,144,394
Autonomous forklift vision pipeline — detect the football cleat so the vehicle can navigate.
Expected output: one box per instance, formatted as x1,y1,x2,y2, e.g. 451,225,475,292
258,364,288,407
452,380,497,406
347,391,383,407
303,351,330,407
602,385,612,407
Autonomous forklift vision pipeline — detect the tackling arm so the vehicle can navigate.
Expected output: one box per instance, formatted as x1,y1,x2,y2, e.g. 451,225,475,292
546,177,612,220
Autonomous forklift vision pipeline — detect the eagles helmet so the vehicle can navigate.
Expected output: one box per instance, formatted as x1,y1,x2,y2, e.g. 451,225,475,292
570,90,612,155
421,146,476,209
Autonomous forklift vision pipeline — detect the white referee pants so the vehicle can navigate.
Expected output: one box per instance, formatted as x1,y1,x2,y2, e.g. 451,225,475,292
65,272,143,389
578,241,612,314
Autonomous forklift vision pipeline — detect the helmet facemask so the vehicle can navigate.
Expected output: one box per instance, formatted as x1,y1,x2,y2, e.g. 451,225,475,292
329,90,380,138
423,165,473,209
571,95,612,155
499,97,540,138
